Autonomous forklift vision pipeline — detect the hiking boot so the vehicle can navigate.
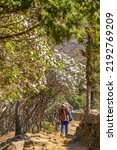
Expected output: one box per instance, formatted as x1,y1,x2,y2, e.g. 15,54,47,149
65,134,69,138
65,131,68,137
60,133,65,138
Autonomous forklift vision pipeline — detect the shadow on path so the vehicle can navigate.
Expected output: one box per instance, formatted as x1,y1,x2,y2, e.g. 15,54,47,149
63,134,88,150
64,142,89,150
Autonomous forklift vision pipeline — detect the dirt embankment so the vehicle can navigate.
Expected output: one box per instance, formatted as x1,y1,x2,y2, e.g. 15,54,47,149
78,111,100,150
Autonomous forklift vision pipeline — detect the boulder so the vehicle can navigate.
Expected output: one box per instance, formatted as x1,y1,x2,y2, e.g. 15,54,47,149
4,140,25,150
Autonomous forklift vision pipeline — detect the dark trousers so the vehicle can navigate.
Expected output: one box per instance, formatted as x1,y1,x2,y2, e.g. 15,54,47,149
61,121,68,135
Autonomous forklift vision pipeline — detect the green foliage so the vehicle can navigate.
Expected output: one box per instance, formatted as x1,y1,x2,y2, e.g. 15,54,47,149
0,0,100,137
38,0,80,43
0,21,80,102
0,0,33,11
94,98,100,110
42,121,54,134
70,94,86,109
75,0,100,110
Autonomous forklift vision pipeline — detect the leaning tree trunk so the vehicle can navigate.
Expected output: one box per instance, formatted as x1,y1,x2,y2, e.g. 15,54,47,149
15,100,23,136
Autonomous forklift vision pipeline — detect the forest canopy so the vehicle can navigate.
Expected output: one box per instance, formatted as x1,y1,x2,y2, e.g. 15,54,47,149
0,0,99,136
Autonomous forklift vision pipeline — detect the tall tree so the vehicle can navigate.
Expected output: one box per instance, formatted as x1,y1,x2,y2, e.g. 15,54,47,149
77,0,100,113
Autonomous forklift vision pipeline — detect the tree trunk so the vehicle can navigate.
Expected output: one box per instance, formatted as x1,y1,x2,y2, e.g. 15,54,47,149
86,56,91,114
91,90,95,109
86,82,91,114
86,33,92,115
15,100,23,136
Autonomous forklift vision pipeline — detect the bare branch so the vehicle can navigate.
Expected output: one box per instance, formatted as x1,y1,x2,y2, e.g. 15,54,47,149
0,23,39,40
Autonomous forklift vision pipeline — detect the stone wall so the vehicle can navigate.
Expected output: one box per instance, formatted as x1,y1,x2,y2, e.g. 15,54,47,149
78,111,100,150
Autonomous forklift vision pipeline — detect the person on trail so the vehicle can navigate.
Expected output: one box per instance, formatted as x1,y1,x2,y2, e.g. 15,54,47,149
59,104,69,137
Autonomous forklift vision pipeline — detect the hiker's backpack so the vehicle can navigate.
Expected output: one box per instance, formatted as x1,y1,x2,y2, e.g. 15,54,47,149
59,107,69,121
68,111,73,121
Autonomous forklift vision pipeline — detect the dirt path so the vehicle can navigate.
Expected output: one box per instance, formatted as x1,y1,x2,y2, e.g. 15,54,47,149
55,121,88,150
63,122,88,150
23,121,88,150
0,121,88,150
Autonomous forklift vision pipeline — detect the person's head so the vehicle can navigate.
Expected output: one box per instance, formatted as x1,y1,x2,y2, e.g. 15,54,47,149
64,103,69,109
61,104,66,109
